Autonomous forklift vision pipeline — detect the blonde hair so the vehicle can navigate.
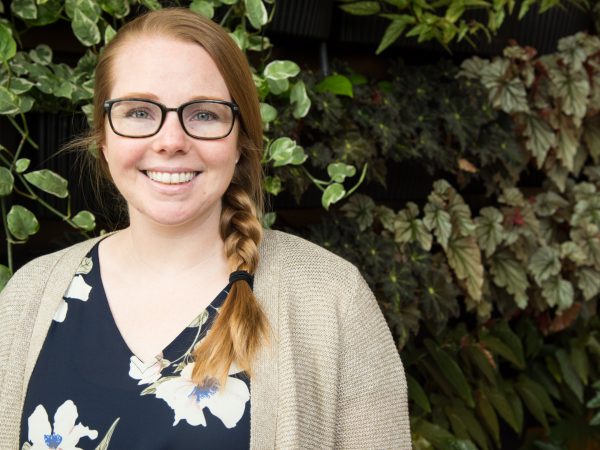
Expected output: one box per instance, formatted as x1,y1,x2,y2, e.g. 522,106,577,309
87,7,268,385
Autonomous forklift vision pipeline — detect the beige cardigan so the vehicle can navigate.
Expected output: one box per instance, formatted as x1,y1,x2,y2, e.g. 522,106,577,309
0,229,411,449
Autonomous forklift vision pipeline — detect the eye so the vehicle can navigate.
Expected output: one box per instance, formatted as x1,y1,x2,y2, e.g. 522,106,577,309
125,108,153,120
191,110,219,122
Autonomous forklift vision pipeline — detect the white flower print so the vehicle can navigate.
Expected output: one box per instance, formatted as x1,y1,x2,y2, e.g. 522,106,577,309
26,399,98,450
53,273,92,323
129,355,170,385
155,362,249,428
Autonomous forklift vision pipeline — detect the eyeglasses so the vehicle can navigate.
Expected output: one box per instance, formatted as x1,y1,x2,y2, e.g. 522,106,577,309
103,98,240,140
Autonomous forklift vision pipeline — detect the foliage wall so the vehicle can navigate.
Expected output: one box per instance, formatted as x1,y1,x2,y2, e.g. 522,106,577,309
2,0,600,448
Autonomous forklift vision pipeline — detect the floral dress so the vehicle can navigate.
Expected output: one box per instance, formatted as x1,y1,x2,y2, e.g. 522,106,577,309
19,244,251,450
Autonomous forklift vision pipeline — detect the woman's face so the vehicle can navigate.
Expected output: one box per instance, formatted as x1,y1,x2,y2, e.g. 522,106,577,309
102,35,239,229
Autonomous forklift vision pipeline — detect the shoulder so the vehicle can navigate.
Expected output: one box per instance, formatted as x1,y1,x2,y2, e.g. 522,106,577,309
261,229,359,277
1,235,105,304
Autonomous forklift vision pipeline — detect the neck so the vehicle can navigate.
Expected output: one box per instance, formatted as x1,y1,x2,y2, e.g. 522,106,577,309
122,206,228,277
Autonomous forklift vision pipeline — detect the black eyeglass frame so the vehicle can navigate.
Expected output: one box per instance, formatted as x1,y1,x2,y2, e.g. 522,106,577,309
103,97,240,140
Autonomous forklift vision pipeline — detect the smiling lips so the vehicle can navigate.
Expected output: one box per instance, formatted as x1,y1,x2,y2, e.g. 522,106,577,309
145,170,198,184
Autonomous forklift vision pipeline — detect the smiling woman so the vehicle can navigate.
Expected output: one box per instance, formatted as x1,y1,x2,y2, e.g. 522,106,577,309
0,7,410,450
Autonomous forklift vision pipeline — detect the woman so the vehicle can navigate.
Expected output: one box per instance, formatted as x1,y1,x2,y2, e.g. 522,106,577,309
0,8,410,449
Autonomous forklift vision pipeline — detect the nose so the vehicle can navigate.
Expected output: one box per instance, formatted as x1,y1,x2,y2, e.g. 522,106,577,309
152,110,188,154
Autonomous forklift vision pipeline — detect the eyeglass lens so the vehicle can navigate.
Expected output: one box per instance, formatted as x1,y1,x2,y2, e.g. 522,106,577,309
109,100,235,138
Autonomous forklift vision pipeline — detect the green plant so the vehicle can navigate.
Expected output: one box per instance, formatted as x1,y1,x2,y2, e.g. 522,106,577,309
0,0,364,287
337,0,590,53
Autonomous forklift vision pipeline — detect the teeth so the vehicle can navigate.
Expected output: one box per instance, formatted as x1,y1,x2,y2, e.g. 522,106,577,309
146,171,197,184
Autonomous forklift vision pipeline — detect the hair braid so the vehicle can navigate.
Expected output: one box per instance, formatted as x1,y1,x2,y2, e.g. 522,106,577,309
191,184,268,386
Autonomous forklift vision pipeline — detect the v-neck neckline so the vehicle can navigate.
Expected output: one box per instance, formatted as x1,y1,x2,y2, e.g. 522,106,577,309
89,243,229,366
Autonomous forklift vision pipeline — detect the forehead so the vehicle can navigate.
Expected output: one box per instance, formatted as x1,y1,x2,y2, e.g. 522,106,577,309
108,35,231,102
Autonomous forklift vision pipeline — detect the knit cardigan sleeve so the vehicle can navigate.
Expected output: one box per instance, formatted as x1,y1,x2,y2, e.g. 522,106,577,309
334,268,411,449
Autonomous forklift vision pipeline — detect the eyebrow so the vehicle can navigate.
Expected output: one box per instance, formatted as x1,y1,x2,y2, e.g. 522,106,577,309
115,93,232,102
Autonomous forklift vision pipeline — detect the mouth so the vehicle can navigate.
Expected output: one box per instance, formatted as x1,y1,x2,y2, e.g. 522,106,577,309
144,170,199,185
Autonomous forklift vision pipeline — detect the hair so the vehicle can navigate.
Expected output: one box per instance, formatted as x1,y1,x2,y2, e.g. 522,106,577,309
84,7,269,385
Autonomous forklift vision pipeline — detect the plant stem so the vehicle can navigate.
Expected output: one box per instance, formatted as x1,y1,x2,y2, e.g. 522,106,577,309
345,163,369,198
7,116,38,149
1,198,13,273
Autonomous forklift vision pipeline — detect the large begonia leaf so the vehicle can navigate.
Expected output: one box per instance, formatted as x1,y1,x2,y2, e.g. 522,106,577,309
556,125,580,172
571,224,600,270
341,194,375,231
541,276,574,311
475,207,504,257
480,59,529,114
534,191,569,217
423,202,451,250
447,234,483,301
545,157,569,192
549,67,589,126
490,249,529,308
557,33,593,72
560,241,587,265
394,202,432,251
528,246,561,286
521,114,556,168
576,267,600,301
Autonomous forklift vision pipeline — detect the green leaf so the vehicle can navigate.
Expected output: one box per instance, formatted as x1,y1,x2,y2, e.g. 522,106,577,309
72,210,96,231
528,246,561,286
446,235,484,301
140,0,161,10
11,0,38,19
266,78,289,95
93,417,119,450
407,374,431,413
0,86,21,115
515,378,549,430
29,44,52,65
0,24,17,62
327,163,356,183
492,321,526,370
290,80,311,118
480,59,529,113
481,384,522,434
570,346,589,385
264,175,282,195
0,167,14,196
541,276,574,311
24,169,69,198
263,60,300,81
259,211,275,229
556,348,584,403
244,0,268,29
465,345,496,385
481,334,525,369
475,207,504,257
490,250,529,308
322,183,345,210
104,24,117,43
341,194,375,231
7,205,39,240
425,339,474,407
576,267,600,301
190,0,214,18
72,8,101,47
8,78,34,95
549,67,589,125
394,202,432,251
477,389,500,447
0,264,11,291
519,375,558,418
556,126,579,172
259,102,277,123
316,74,354,97
535,191,569,217
339,1,380,15
376,16,414,54
522,114,556,168
268,137,306,167
27,0,61,25
423,203,452,250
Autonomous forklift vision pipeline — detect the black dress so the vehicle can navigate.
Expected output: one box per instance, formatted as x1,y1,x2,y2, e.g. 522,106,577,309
19,244,251,450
